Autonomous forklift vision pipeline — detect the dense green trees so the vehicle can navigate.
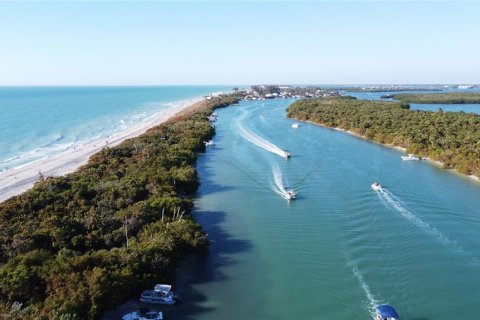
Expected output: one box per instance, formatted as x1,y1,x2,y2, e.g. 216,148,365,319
287,97,480,177
392,93,480,104
0,96,238,319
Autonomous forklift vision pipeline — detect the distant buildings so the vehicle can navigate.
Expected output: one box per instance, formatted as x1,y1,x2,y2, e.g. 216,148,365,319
242,85,340,101
203,86,341,102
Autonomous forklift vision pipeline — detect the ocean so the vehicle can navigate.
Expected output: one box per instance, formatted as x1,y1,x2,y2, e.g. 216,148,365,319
0,86,231,171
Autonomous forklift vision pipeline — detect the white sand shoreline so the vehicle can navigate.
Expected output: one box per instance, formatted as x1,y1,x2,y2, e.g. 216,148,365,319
0,97,203,203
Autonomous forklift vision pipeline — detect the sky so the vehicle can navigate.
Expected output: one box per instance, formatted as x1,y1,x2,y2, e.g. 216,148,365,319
0,1,479,85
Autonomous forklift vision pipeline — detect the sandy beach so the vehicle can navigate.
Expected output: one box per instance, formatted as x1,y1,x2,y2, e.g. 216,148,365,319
0,98,204,203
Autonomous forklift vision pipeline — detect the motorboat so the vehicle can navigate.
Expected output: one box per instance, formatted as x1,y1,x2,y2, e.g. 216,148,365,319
204,140,214,146
283,188,297,200
282,151,291,159
291,123,300,128
374,304,399,320
401,154,420,161
371,182,382,191
122,308,163,320
208,113,218,122
140,284,177,305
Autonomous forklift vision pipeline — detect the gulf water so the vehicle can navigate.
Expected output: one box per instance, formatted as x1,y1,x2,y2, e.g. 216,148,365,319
0,86,230,171
170,98,480,320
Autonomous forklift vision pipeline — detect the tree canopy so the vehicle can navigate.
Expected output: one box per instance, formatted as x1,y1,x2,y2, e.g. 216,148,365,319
287,97,480,177
392,92,480,104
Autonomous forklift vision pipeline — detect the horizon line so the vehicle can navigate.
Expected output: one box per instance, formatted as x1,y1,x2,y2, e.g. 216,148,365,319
0,83,479,87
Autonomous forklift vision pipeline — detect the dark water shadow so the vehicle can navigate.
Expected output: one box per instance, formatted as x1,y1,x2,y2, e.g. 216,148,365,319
165,209,252,319
103,162,251,319
193,154,235,197
168,141,252,319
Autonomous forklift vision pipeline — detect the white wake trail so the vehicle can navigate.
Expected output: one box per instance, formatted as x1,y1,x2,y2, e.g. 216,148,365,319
375,188,453,246
236,110,290,159
271,164,288,198
349,260,379,317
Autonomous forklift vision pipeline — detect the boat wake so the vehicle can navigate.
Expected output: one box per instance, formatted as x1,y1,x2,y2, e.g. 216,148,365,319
271,165,294,199
348,260,379,318
273,165,286,194
374,188,453,247
236,110,290,159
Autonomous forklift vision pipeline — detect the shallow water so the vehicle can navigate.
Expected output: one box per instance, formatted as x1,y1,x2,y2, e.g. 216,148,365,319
0,86,230,170
169,99,480,320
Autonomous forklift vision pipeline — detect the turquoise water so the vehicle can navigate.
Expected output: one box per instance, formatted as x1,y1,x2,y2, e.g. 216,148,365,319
344,89,480,114
170,99,480,320
0,86,230,170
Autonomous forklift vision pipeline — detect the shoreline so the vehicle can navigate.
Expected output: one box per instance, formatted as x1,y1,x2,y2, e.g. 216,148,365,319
0,97,204,203
303,120,480,184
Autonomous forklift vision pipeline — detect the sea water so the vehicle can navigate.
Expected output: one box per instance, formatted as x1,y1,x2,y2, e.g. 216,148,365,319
0,86,230,171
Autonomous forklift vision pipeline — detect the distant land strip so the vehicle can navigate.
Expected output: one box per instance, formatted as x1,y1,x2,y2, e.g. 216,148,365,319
391,92,480,104
287,96,480,178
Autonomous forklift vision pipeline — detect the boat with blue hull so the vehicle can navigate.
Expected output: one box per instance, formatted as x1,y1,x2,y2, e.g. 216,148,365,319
375,304,400,320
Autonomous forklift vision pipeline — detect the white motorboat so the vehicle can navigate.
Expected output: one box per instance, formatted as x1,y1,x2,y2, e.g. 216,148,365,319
282,151,291,159
204,140,214,146
291,123,300,128
283,188,297,200
401,153,420,161
371,182,382,191
140,284,177,305
122,308,163,320
208,113,218,122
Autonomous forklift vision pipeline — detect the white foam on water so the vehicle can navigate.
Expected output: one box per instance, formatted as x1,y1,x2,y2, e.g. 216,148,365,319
236,108,290,159
375,188,453,247
271,164,288,198
348,260,379,318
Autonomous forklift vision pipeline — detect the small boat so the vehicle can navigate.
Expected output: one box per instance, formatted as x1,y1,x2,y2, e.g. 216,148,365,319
122,308,163,320
204,140,214,146
283,188,297,200
371,182,382,191
140,284,177,305
291,123,300,128
374,304,400,320
208,113,218,122
401,154,420,161
282,151,291,159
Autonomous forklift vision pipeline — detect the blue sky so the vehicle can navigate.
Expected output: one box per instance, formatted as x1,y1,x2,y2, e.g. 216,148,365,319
0,1,479,85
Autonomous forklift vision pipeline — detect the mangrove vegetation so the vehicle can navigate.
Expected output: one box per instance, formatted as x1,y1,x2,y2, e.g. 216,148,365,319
391,92,480,104
287,97,480,177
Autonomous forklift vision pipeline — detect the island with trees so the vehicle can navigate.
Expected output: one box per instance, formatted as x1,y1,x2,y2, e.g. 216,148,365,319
391,92,480,104
287,96,480,177
345,85,442,93
0,95,239,319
